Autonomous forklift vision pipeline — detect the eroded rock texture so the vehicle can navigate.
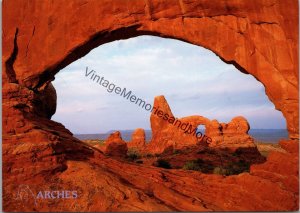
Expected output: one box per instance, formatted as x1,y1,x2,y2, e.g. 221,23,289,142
128,128,146,149
3,0,298,138
147,96,256,153
147,95,210,153
207,116,256,149
2,0,299,211
104,131,128,157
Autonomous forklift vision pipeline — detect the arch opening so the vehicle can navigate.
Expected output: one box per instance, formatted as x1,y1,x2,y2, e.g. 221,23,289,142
51,35,288,175
2,1,298,211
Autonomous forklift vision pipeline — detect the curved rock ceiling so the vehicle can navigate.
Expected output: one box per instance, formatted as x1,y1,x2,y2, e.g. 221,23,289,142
2,0,299,211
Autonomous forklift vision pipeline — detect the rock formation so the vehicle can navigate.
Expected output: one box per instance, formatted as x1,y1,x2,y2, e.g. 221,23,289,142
104,131,128,157
147,96,256,153
2,0,299,211
2,0,298,139
206,117,256,150
147,95,210,153
128,128,146,149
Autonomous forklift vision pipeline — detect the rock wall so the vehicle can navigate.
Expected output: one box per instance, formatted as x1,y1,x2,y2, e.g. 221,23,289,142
2,0,299,211
3,0,298,139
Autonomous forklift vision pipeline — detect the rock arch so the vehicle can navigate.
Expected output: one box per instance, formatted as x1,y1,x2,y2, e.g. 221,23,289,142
3,0,298,139
2,0,299,211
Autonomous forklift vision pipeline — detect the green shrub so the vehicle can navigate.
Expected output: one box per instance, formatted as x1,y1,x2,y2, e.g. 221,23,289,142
183,160,202,171
213,167,227,175
225,160,250,175
173,149,182,155
154,159,171,169
127,149,141,161
97,142,105,146
232,149,243,157
182,159,214,173
144,153,154,158
214,160,250,176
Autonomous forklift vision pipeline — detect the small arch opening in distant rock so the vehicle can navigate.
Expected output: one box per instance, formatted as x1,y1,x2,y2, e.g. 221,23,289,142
197,125,206,135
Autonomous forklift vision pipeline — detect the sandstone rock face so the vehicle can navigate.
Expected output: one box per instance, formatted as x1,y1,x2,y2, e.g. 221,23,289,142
128,128,146,149
206,116,256,149
225,116,250,134
147,96,256,153
250,140,299,196
2,0,298,139
104,131,128,157
37,83,57,119
147,95,210,153
2,0,299,211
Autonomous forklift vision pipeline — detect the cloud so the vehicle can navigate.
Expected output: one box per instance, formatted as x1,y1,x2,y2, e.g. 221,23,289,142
52,35,286,133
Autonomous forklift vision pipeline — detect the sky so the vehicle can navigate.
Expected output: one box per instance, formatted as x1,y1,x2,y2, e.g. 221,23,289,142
52,36,286,134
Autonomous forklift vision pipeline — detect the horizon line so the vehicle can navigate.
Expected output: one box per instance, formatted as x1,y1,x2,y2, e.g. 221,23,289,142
73,128,288,135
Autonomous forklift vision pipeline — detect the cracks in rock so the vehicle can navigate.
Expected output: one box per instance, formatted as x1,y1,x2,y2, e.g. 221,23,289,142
178,0,186,16
25,26,35,58
251,21,279,25
143,0,152,20
100,165,179,211
5,28,19,83
160,171,169,182
247,171,299,210
209,15,248,35
178,0,186,25
100,165,178,211
182,14,247,21
250,170,297,194
192,196,211,211
264,0,277,8
156,14,249,36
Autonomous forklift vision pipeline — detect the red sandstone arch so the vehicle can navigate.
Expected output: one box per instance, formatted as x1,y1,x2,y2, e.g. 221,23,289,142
2,0,299,211
3,0,298,139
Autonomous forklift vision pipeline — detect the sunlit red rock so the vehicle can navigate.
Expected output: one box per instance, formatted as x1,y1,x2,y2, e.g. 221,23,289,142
128,128,146,149
147,95,210,153
250,140,299,195
207,116,256,150
2,0,299,211
147,96,256,153
104,131,128,157
2,0,298,139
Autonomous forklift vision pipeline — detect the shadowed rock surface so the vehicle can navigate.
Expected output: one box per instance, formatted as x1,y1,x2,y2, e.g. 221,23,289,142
104,131,128,158
2,0,299,211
